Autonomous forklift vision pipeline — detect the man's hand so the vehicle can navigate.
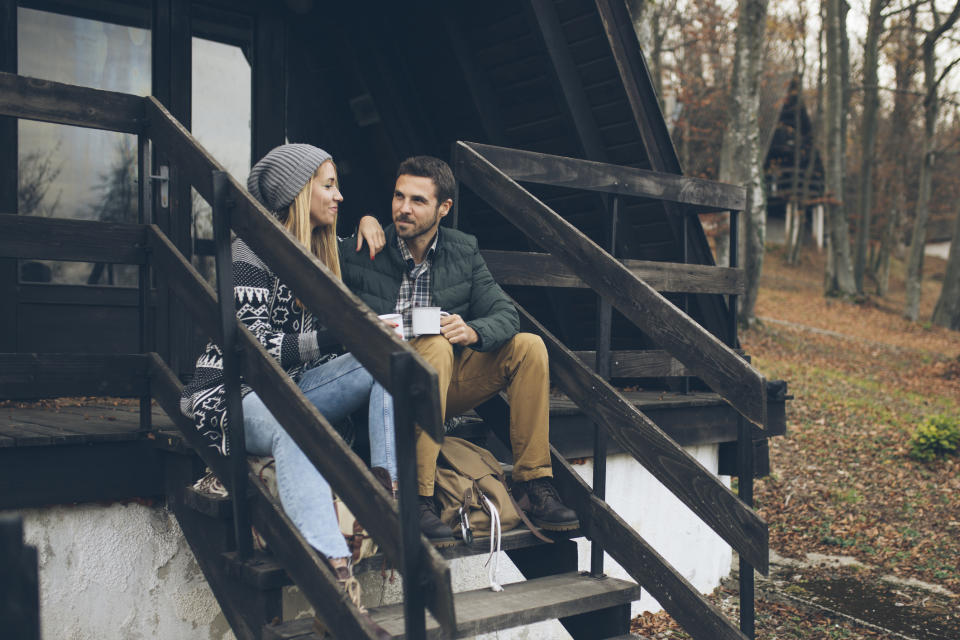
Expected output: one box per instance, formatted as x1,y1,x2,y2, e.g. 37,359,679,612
356,215,385,259
440,313,479,346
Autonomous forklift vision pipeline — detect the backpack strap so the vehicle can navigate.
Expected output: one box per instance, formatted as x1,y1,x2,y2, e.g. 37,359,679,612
506,489,553,543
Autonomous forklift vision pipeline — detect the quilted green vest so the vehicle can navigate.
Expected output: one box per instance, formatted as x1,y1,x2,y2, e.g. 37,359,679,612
340,225,518,352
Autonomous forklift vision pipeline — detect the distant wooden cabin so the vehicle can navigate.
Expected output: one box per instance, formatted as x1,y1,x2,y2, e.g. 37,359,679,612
759,74,825,249
1,2,786,639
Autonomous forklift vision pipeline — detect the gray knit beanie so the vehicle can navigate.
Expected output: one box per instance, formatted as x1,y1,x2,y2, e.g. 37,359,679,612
247,144,332,215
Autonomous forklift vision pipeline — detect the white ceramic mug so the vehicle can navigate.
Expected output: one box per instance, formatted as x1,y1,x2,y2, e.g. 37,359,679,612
411,306,442,336
378,313,404,339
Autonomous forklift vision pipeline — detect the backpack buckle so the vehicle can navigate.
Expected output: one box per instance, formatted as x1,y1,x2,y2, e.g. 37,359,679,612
458,505,474,544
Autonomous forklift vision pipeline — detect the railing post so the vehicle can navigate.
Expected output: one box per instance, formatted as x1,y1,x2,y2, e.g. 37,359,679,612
737,415,755,638
590,195,618,577
681,213,690,394
213,169,252,559
137,134,153,433
728,210,739,347
730,205,754,637
391,351,427,640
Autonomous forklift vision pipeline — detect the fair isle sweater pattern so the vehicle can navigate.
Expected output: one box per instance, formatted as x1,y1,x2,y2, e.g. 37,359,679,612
180,238,334,456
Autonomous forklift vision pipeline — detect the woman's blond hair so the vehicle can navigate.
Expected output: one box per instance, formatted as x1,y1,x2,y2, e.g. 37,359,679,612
283,159,341,279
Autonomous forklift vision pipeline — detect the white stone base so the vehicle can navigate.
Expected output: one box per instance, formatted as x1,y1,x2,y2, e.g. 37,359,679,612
7,502,234,640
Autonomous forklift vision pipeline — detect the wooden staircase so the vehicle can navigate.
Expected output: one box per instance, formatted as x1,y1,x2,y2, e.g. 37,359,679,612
0,68,782,640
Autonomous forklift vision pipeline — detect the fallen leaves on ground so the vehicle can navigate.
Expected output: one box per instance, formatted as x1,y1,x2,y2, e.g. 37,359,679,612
633,247,960,638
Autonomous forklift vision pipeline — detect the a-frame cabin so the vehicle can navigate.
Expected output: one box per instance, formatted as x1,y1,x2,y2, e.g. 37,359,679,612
0,1,787,639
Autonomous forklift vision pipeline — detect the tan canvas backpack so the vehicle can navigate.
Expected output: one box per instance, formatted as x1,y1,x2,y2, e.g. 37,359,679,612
435,436,550,545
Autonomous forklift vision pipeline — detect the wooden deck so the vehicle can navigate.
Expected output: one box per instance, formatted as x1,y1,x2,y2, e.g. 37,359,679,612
0,391,784,512
1,390,781,451
1,401,174,448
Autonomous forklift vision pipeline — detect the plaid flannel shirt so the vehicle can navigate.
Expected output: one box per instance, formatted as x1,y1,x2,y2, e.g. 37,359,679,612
395,232,439,339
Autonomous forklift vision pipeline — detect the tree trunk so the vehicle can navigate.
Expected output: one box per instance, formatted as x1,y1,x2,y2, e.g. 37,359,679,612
875,5,918,296
786,75,805,265
904,0,960,320
854,0,885,293
905,49,938,320
932,204,960,329
719,0,768,324
824,0,856,296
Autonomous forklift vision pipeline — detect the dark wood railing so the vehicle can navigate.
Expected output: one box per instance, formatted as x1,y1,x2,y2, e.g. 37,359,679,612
1,70,774,640
453,141,769,640
455,142,766,430
0,514,40,640
0,71,454,640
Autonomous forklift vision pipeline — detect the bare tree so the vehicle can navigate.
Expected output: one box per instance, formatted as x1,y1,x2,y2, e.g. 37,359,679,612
626,0,678,113
86,141,137,286
904,0,960,320
875,5,920,295
854,0,892,293
719,0,769,325
823,0,857,297
932,201,960,328
18,147,62,218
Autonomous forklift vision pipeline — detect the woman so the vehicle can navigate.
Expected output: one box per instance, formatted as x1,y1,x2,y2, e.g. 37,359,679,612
181,144,392,631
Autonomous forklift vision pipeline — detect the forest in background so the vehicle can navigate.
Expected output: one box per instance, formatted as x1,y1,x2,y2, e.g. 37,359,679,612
626,0,960,330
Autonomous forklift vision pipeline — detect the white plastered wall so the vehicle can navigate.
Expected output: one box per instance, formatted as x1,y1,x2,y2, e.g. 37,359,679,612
9,503,235,640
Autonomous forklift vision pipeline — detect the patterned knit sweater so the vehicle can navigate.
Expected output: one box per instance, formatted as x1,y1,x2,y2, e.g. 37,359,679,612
180,238,339,455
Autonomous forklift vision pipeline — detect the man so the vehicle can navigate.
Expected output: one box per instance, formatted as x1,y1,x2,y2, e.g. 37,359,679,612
341,156,577,543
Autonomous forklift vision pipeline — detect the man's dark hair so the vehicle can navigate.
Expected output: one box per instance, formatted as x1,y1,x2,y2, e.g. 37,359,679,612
396,156,455,206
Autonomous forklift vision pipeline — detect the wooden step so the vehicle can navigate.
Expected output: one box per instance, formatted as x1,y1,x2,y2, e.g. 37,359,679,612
221,525,581,591
262,571,641,639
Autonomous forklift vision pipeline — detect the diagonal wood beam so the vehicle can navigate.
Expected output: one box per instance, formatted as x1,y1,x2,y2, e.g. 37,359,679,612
148,354,394,640
467,143,745,211
549,450,749,640
0,71,144,134
146,228,457,635
455,142,767,429
145,96,443,440
513,300,768,572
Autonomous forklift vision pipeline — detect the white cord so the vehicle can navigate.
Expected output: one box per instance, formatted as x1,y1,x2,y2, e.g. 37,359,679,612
482,495,504,592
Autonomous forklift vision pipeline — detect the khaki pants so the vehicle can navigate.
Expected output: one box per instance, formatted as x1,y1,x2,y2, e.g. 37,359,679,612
411,333,553,495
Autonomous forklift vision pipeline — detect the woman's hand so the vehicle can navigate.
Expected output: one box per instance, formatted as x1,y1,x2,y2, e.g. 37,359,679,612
356,215,386,260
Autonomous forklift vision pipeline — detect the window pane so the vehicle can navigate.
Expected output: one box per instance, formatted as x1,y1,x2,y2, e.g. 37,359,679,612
17,8,151,286
191,36,252,281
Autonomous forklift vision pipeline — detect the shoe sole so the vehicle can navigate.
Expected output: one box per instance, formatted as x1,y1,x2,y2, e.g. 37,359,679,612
431,537,458,548
531,518,580,532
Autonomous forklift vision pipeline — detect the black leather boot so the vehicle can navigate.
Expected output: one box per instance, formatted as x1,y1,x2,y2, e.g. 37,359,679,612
512,478,579,531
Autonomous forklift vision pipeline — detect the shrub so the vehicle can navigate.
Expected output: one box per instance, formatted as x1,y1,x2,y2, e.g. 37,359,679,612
909,414,960,461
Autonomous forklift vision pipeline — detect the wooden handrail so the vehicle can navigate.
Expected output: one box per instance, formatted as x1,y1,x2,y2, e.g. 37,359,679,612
481,249,745,295
549,449,748,640
0,215,148,265
515,301,768,572
0,72,144,134
144,97,444,441
467,143,745,212
454,141,767,430
146,226,456,636
146,354,398,640
0,353,149,399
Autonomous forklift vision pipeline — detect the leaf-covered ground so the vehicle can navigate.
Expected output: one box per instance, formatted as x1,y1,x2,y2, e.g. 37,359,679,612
633,247,960,639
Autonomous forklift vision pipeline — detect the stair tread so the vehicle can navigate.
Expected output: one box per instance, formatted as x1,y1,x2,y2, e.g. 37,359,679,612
221,526,581,590
264,571,642,639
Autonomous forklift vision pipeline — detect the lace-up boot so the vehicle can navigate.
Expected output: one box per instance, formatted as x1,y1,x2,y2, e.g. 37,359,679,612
512,477,579,531
419,495,456,546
